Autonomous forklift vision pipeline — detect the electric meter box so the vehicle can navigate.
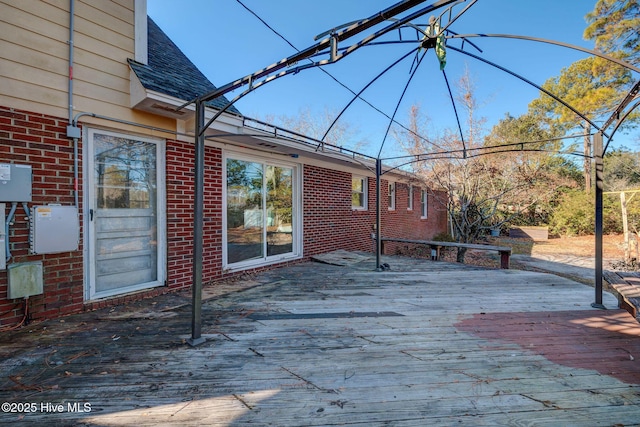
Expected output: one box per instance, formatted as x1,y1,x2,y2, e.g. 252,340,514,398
0,163,32,202
30,205,79,254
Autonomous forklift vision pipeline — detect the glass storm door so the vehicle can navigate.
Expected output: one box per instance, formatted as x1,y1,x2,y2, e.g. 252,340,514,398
226,157,295,267
87,130,165,299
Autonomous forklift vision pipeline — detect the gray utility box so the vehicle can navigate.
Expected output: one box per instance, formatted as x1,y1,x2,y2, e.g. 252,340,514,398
7,262,43,299
30,205,79,254
0,163,32,202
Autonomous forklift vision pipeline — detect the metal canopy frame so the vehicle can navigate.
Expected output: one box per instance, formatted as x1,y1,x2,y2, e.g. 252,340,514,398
186,0,461,345
185,0,640,345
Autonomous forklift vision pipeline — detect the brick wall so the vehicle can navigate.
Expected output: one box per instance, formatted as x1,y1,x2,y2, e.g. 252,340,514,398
0,106,449,327
303,165,448,256
165,140,224,289
381,182,450,255
0,106,83,327
382,182,448,240
303,165,361,254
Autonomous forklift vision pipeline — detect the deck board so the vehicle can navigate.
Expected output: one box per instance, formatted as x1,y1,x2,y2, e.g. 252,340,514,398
1,253,639,426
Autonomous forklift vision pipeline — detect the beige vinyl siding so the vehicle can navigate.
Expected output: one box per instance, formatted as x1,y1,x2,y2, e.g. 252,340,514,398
0,1,69,114
0,0,174,132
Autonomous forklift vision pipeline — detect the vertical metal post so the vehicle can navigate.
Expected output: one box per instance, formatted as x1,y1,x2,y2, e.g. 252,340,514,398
188,99,206,346
592,131,605,309
583,122,591,194
375,158,382,271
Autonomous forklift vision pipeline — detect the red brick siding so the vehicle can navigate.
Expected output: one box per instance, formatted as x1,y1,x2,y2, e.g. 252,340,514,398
381,183,449,255
303,165,366,254
303,165,448,257
0,106,83,326
165,140,224,290
383,183,448,240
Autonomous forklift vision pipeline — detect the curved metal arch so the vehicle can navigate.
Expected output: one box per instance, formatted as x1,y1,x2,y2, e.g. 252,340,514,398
604,98,640,154
447,33,640,74
378,50,429,157
447,45,608,138
602,79,640,154
303,42,447,150
319,47,421,149
381,144,588,176
441,69,466,156
200,59,331,136
382,130,589,162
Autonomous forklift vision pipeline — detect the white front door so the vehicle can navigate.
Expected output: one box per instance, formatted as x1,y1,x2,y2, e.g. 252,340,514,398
85,129,166,300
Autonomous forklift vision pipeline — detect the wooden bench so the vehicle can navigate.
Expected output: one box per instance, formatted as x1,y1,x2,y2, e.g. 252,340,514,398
380,238,512,269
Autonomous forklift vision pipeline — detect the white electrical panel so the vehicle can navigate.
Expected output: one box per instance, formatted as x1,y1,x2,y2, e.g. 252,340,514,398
30,205,79,254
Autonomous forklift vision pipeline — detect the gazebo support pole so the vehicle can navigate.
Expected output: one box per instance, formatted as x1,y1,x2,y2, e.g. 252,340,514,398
375,158,383,271
188,99,206,346
592,131,605,309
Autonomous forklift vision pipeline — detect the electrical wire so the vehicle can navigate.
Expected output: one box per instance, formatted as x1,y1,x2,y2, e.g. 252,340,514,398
0,298,29,332
233,0,423,143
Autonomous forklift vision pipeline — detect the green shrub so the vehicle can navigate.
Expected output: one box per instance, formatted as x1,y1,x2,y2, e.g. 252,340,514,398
549,189,624,236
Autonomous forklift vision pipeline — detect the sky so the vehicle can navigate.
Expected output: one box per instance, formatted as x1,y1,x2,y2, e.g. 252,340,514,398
147,0,638,158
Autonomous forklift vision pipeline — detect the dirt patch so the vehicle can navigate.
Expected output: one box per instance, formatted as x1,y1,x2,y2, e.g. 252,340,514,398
516,234,625,258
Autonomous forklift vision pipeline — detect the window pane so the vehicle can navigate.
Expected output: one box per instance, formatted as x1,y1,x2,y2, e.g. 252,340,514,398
227,159,264,263
421,190,428,217
352,177,363,192
352,192,363,207
352,177,365,208
266,166,293,257
227,159,296,266
94,135,156,209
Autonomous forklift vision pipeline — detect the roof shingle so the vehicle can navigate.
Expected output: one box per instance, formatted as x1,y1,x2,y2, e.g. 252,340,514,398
129,17,241,115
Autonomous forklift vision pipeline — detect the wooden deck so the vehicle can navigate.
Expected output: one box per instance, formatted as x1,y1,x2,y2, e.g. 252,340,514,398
1,252,640,426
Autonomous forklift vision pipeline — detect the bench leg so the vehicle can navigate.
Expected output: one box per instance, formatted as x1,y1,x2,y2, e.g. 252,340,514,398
500,252,510,269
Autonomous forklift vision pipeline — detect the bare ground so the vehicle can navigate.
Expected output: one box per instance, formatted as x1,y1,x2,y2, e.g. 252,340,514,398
494,234,626,258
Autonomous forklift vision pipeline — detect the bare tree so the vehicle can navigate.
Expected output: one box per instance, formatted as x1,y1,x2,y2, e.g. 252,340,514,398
262,106,365,152
396,70,577,262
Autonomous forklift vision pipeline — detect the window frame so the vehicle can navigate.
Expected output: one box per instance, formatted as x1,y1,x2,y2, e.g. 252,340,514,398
388,181,396,211
420,189,428,218
222,151,302,271
352,176,368,210
407,184,413,211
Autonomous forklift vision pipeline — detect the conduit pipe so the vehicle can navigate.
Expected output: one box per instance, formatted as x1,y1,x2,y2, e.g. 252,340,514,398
67,0,80,209
4,203,17,262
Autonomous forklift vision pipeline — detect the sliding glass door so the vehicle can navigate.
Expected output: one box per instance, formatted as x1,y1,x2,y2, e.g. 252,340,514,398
225,155,299,268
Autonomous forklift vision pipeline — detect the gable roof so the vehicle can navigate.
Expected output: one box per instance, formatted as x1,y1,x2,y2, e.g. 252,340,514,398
129,17,240,115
